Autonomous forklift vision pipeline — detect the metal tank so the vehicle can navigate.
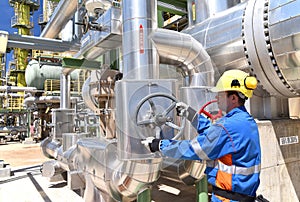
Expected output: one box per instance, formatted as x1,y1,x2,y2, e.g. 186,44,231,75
25,60,81,90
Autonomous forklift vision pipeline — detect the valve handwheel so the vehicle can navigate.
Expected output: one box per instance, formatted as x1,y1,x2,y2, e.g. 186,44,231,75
134,93,186,140
198,100,222,121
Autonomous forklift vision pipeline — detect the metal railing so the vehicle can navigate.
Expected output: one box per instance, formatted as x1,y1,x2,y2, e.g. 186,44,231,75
6,96,24,111
11,15,34,29
9,0,40,7
44,79,85,96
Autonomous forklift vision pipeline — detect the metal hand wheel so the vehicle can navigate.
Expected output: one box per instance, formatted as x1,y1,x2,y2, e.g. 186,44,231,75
134,93,186,140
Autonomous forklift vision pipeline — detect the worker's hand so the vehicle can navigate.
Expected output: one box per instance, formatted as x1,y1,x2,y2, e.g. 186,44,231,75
141,137,161,152
175,102,189,117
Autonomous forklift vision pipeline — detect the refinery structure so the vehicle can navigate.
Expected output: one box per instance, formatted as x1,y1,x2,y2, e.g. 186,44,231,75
0,0,300,201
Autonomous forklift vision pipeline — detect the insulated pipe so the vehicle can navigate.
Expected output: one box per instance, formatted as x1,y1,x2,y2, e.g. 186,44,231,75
122,0,159,79
60,73,71,109
187,0,241,26
0,86,37,92
0,93,22,98
151,28,214,86
40,0,79,38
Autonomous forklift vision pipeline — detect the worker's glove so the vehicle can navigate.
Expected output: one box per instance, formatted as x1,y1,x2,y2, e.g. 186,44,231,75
141,137,161,152
176,102,189,117
175,102,197,122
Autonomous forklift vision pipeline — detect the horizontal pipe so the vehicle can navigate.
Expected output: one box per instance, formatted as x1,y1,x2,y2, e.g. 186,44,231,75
0,86,37,92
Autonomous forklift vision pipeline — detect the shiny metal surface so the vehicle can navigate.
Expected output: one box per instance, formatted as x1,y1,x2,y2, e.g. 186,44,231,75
185,0,300,98
52,109,75,139
75,6,122,60
25,60,80,90
40,137,62,159
161,159,206,185
110,158,161,201
187,0,242,26
269,0,300,95
122,0,159,79
82,77,99,112
116,79,177,160
75,138,161,201
60,74,71,109
184,2,249,77
151,28,214,86
62,133,87,152
40,0,79,38
7,34,78,52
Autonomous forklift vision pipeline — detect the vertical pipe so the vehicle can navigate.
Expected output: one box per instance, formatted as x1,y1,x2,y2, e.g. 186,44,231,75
74,10,83,40
122,0,159,79
196,175,208,202
27,111,31,138
60,73,71,109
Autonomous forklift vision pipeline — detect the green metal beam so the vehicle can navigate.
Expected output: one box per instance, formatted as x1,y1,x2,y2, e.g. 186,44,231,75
62,58,101,70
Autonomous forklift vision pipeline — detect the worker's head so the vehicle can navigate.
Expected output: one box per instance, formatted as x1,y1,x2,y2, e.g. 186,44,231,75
211,70,257,112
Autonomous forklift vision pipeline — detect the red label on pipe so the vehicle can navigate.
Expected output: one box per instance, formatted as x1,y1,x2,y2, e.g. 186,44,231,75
139,24,144,54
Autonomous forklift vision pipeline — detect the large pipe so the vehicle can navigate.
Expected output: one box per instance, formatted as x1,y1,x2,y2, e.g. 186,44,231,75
187,0,242,26
60,73,71,109
122,0,159,79
0,86,37,92
40,0,78,38
151,28,214,86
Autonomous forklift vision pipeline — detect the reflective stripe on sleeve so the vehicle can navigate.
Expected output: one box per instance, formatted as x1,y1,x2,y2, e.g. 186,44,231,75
210,161,260,175
191,138,211,160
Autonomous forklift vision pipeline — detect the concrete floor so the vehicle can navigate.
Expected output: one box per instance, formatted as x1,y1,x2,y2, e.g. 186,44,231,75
0,165,84,202
0,142,83,202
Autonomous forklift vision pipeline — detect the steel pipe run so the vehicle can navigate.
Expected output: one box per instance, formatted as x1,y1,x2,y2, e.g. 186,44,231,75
40,0,84,39
185,0,300,97
0,86,37,92
121,0,159,80
187,0,242,26
151,28,214,87
183,0,300,118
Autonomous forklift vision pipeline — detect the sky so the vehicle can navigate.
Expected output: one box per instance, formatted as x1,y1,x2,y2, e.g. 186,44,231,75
0,1,43,70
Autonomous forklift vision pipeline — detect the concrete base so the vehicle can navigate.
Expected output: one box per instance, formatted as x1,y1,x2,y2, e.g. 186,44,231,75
257,119,300,201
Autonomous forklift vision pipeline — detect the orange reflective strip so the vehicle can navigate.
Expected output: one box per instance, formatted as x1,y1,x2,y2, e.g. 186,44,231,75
216,154,233,190
216,171,232,190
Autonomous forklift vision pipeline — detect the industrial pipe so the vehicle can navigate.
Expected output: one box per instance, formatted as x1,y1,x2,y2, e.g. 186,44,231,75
41,0,79,38
151,28,214,86
0,86,37,92
122,0,159,79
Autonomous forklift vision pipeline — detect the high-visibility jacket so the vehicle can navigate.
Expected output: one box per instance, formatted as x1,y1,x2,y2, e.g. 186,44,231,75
159,106,261,201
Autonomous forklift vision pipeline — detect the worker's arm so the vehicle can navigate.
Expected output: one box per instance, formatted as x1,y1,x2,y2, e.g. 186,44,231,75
145,119,226,160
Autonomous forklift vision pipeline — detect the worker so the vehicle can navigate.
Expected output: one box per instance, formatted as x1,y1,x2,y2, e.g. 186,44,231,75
142,70,262,202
